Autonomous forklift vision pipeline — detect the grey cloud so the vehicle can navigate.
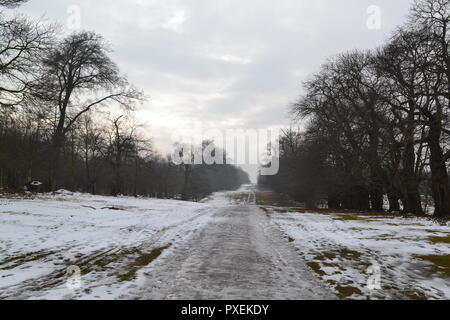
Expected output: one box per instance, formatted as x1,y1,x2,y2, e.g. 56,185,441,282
20,0,414,153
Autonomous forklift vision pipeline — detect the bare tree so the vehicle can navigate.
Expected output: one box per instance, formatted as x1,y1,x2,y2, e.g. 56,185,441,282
269,0,449,216
106,114,142,196
0,14,54,107
36,31,143,189
78,113,107,194
0,2,249,198
408,0,450,217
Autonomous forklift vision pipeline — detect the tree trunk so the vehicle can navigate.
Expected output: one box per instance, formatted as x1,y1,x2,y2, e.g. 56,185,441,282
50,132,64,191
428,121,450,217
355,186,370,211
401,117,424,215
369,180,384,211
134,156,139,197
328,195,341,209
368,122,384,211
181,164,192,201
387,190,400,212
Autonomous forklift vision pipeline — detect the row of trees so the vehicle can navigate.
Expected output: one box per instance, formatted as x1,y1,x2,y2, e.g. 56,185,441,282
0,0,249,199
260,0,449,217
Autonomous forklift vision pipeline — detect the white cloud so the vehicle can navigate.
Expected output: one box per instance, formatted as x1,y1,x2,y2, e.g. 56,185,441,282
206,53,252,65
162,9,187,33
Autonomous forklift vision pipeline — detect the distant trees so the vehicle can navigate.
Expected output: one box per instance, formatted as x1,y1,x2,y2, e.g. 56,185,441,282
260,0,449,217
105,114,147,196
0,106,248,199
176,141,249,201
0,1,249,200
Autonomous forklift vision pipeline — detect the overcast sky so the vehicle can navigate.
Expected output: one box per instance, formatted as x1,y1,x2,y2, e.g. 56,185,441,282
18,0,414,177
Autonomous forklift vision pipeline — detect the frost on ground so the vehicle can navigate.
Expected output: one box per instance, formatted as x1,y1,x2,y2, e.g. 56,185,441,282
0,191,220,300
265,206,450,300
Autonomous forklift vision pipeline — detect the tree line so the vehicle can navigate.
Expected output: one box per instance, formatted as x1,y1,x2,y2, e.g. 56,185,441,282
0,0,249,200
259,0,450,217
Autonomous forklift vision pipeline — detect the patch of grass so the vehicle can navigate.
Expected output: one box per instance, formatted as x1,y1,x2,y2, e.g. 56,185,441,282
338,248,362,260
312,248,363,262
90,253,120,269
306,262,327,277
269,207,333,216
428,235,450,245
322,262,340,268
226,193,250,203
303,248,373,299
268,206,401,222
416,254,450,277
422,229,440,234
0,244,172,298
334,214,397,222
334,214,369,221
364,217,397,222
382,284,429,300
0,250,56,270
334,284,363,299
101,206,125,211
117,244,172,281
364,233,404,241
314,251,337,261
255,192,300,207
271,208,291,213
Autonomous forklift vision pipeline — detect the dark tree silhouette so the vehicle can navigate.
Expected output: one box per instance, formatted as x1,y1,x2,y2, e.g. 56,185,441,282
0,14,53,107
36,31,142,189
0,0,28,8
260,0,449,217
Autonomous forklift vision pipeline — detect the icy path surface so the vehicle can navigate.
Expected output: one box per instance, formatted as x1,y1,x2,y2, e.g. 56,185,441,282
0,186,333,300
126,190,333,300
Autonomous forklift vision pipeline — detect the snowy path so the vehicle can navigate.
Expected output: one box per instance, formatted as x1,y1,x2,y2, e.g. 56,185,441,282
124,187,334,300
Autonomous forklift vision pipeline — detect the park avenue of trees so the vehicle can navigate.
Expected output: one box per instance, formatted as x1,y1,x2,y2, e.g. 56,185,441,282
0,0,249,200
259,0,450,217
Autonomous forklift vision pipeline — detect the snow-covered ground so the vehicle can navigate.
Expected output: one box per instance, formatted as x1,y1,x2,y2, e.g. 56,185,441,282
267,208,450,299
1,187,449,300
0,191,222,299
